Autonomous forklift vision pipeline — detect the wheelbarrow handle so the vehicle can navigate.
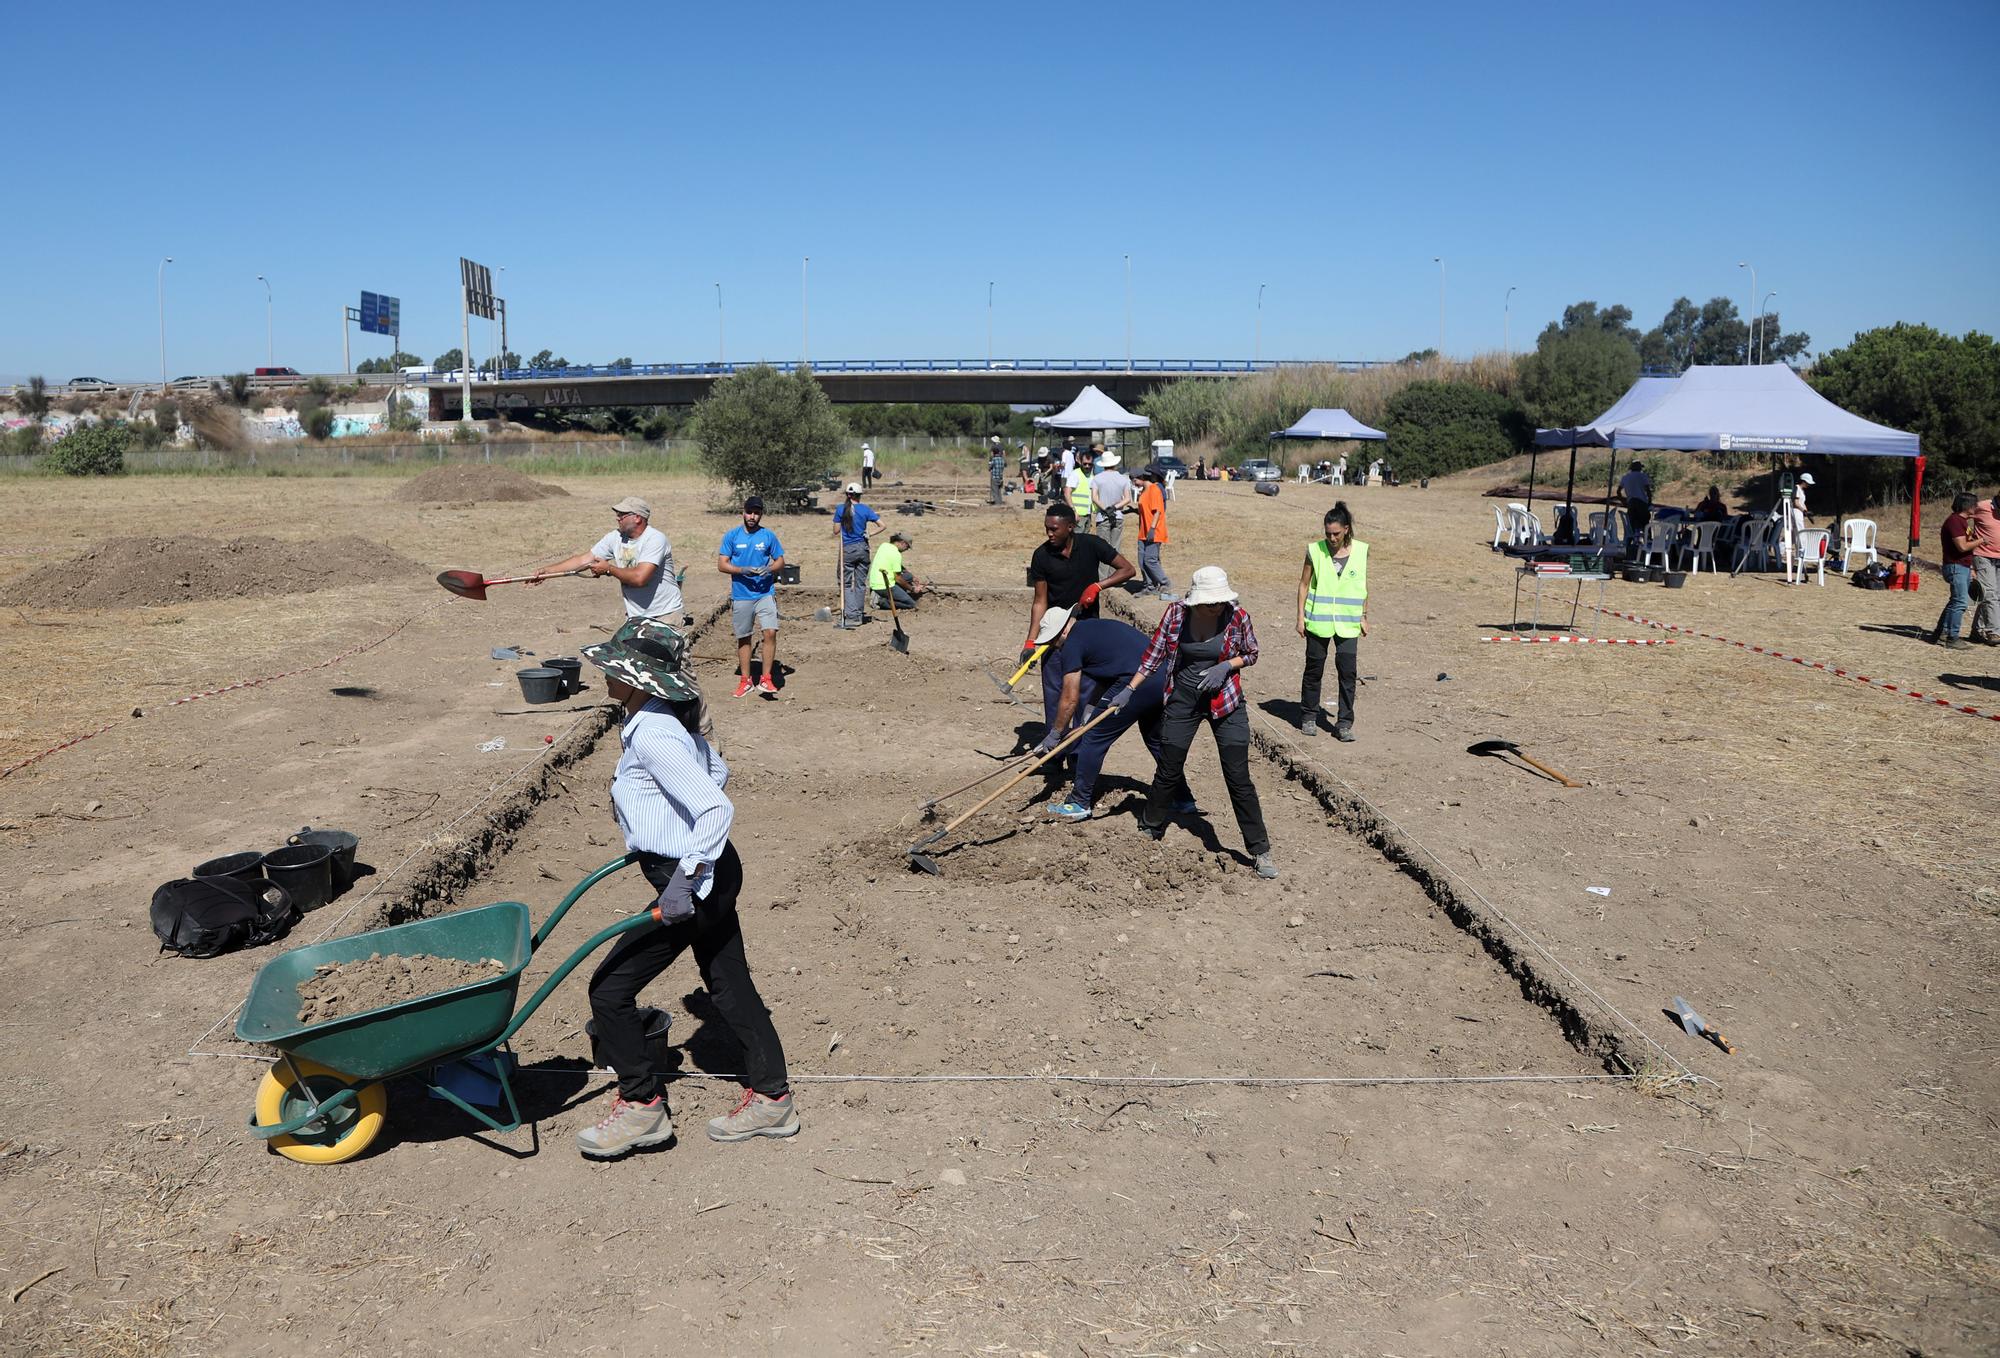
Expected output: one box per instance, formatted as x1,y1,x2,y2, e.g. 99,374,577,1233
531,851,641,950
489,907,663,1052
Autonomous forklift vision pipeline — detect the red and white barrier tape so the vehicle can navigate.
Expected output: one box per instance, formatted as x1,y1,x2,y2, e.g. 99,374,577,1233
1592,606,2000,723
1480,635,1677,645
1,614,420,779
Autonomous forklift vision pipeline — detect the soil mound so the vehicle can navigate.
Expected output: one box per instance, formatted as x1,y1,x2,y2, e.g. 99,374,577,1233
296,952,507,1024
393,464,569,504
0,535,422,609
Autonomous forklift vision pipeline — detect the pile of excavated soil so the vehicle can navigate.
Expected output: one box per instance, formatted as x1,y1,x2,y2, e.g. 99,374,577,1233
296,952,508,1024
0,535,423,609
393,465,569,504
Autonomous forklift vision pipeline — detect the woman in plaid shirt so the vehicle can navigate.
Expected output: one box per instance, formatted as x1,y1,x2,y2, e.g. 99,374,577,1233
1104,566,1276,879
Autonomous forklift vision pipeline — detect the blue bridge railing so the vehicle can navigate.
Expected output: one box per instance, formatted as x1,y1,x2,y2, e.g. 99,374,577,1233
428,358,1384,382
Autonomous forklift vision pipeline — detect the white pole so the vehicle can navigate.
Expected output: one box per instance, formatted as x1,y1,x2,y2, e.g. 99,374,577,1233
1124,254,1132,372
1432,257,1445,358
1255,282,1265,363
1759,290,1777,365
157,257,173,392
342,305,350,374
802,256,810,365
987,281,994,367
460,284,473,424
1504,285,1516,357
1737,261,1755,364
715,282,724,365
257,275,272,366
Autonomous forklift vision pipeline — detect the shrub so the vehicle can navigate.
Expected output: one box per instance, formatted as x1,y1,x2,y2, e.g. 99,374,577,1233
689,364,850,500
40,421,132,475
451,422,482,444
1381,381,1531,478
304,406,336,441
18,376,50,423
226,373,252,405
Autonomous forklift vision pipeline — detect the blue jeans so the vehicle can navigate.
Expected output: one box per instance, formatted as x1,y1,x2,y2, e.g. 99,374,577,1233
1941,563,1972,639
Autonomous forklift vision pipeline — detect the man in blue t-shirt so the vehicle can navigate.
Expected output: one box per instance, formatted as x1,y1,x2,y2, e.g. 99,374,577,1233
717,496,786,698
832,482,881,628
1030,610,1187,822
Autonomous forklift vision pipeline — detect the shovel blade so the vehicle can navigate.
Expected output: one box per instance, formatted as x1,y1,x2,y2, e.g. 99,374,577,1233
1467,739,1518,757
906,848,941,876
890,626,910,655
1670,996,1704,1038
437,569,488,601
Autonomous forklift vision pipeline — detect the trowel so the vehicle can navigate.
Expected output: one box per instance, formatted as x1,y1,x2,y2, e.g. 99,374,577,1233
1670,996,1735,1054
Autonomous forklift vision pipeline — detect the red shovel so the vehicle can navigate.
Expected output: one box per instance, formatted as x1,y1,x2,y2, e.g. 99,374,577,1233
435,567,592,601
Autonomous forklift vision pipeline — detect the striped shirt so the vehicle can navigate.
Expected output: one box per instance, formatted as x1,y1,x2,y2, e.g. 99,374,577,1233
1134,601,1259,718
610,699,732,895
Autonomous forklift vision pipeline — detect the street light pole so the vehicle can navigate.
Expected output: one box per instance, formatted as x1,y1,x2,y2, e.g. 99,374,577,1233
1504,285,1517,357
1759,291,1778,365
1255,282,1266,364
987,281,994,367
1124,254,1133,372
157,257,173,391
1737,261,1756,363
802,256,810,366
256,274,272,367
1432,257,1445,359
715,282,724,365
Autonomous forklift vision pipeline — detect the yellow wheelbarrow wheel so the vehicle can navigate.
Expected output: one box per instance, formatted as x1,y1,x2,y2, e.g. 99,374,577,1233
255,1057,388,1164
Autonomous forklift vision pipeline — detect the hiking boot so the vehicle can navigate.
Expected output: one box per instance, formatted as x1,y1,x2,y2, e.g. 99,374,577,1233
1138,820,1166,842
732,677,753,698
1047,800,1092,822
1168,795,1199,815
707,1088,800,1142
1297,713,1318,737
1254,853,1279,880
576,1096,673,1158
1978,634,2000,646
758,676,780,696
1943,637,1973,650
1334,725,1356,743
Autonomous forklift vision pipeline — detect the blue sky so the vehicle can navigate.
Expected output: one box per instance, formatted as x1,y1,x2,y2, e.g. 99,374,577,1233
4,0,1996,380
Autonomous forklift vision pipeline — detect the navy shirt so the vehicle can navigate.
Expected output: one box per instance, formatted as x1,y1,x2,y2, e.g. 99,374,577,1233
1058,618,1149,686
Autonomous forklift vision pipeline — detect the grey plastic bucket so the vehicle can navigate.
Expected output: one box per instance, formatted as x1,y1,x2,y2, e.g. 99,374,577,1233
516,667,564,704
289,826,359,890
261,842,334,912
545,658,583,696
192,851,264,883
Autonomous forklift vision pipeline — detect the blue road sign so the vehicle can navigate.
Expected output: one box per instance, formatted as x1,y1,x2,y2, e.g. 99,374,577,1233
359,291,400,336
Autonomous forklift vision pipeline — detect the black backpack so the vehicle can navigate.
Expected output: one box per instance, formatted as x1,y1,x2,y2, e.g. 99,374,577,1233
149,876,300,959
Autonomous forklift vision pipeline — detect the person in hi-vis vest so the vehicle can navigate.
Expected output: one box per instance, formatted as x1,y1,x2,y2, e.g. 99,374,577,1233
1296,501,1368,742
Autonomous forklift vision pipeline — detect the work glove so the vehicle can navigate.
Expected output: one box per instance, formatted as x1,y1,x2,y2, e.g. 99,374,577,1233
1019,640,1038,665
1032,730,1062,756
1078,583,1102,608
1102,686,1135,713
1196,661,1234,693
652,865,696,924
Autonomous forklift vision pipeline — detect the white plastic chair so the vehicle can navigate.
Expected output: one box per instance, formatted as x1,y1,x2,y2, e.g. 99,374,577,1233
1492,504,1509,549
1679,521,1721,575
1297,463,1311,483
1840,518,1878,571
1639,520,1676,571
1731,520,1773,573
1794,529,1831,585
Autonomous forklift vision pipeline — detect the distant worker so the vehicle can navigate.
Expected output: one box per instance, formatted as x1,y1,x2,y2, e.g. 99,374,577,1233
1023,503,1135,734
1110,566,1276,879
718,496,785,698
1033,607,1185,824
1332,453,1347,486
1932,492,1979,649
1782,472,1814,583
1296,501,1368,742
989,436,1007,505
1134,463,1174,599
1066,454,1094,523
1059,438,1078,482
537,495,685,623
860,442,877,490
869,530,927,610
1972,490,2000,643
1617,459,1653,561
833,482,881,630
1091,450,1135,552
1694,485,1730,523
1367,457,1383,486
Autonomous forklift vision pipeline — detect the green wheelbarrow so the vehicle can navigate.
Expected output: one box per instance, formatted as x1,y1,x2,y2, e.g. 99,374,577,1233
237,853,652,1164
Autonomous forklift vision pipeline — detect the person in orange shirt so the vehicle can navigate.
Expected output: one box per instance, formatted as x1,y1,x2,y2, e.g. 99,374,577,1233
1134,464,1175,600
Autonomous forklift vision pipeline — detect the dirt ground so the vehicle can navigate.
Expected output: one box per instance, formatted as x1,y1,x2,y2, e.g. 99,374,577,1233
0,463,1993,1357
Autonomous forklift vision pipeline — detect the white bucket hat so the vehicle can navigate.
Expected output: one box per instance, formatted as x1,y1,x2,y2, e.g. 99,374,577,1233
1033,606,1074,646
1183,566,1238,607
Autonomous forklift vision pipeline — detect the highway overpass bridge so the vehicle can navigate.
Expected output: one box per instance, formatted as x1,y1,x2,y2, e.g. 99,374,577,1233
424,358,1379,420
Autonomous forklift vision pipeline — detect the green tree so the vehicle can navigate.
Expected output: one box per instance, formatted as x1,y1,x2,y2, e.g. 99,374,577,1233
385,394,421,433
607,356,635,369
1809,324,2000,491
1381,381,1530,478
527,349,570,371
1517,321,1641,429
154,397,181,440
40,420,131,475
1400,348,1439,365
432,348,465,372
1638,297,1808,371
18,375,50,427
356,351,424,374
477,350,523,374
690,364,849,500
1548,301,1641,348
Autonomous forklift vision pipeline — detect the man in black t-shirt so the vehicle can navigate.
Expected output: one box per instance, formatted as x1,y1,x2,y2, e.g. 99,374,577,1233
1024,503,1135,732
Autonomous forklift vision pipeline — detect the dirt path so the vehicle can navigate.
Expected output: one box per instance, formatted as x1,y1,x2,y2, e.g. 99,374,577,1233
0,470,1991,1355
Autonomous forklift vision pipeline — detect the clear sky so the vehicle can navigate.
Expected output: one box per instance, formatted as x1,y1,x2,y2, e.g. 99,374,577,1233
5,0,1996,380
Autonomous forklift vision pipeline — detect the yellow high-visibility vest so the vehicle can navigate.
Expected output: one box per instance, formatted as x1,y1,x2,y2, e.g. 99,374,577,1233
1304,539,1368,639
1068,471,1092,519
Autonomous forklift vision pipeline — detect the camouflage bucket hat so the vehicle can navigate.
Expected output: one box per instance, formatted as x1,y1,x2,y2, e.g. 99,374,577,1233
580,616,699,703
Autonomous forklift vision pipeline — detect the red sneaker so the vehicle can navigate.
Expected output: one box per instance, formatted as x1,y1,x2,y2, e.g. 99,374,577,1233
757,676,779,696
732,677,752,698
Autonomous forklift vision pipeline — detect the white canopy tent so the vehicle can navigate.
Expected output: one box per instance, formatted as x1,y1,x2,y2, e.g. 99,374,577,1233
1033,384,1151,431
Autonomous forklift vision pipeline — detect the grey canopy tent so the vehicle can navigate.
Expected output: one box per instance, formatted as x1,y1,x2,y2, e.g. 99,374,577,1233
1527,376,1679,529
1270,407,1388,441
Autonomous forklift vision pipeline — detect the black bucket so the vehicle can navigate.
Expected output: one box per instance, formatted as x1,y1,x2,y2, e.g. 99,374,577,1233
261,842,334,912
1663,570,1688,589
1645,565,1667,583
192,850,264,883
516,667,564,704
1622,566,1650,584
545,658,583,697
289,826,359,890
778,564,801,585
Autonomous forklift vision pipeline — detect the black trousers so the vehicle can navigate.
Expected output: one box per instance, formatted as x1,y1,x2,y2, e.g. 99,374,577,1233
1301,632,1358,730
1141,685,1271,857
587,843,788,1103
1625,502,1651,559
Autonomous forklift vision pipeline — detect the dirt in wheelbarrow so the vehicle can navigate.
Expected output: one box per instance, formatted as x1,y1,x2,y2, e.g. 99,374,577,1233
295,952,507,1024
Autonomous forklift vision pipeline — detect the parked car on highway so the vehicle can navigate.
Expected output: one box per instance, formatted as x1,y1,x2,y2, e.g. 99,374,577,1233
171,375,210,390
1236,457,1282,482
254,366,302,378
66,377,114,391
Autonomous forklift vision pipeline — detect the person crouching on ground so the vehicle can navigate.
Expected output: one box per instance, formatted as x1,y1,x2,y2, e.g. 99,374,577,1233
1297,501,1368,741
537,495,684,624
718,496,785,698
1034,606,1188,824
869,530,926,610
575,618,797,1158
1108,566,1276,879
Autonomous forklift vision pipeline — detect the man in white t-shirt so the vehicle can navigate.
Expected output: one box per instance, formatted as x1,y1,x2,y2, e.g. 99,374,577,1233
860,443,877,490
539,495,684,621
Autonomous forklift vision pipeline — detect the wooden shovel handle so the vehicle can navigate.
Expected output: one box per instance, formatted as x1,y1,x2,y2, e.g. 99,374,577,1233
1515,752,1582,788
930,705,1118,839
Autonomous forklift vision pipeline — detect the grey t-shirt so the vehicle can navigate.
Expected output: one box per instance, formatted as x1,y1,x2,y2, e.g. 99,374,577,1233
592,525,683,619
